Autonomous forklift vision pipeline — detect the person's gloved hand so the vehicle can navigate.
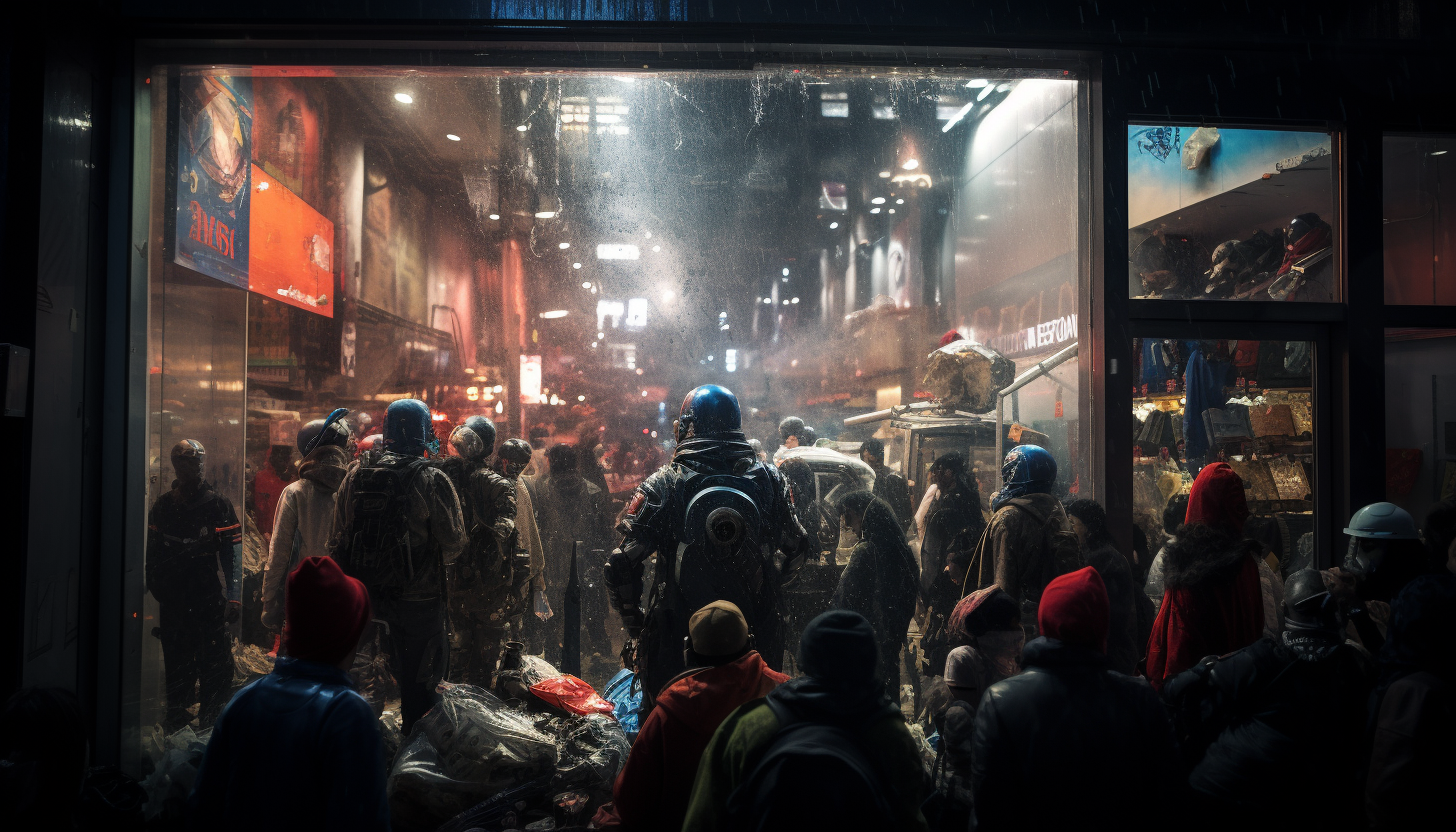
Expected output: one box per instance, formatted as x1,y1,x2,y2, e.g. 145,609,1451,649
225,600,241,624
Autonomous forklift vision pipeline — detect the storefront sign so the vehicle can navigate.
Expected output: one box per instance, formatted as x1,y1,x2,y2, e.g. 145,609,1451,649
985,314,1078,358
174,74,253,289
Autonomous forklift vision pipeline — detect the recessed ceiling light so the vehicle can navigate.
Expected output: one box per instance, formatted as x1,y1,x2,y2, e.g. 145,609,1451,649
652,245,661,252
782,267,790,276
445,133,461,141
871,197,886,204
394,92,414,104
878,171,892,178
583,281,592,288
488,214,500,221
966,79,989,88
829,222,839,229
516,124,529,132
888,208,896,214
871,207,881,214
902,158,920,170
535,211,556,219
573,262,582,269
539,310,569,319
559,242,570,249
895,198,904,204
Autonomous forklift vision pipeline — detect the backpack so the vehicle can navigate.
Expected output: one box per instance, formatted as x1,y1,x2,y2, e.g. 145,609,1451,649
338,453,431,599
724,697,899,831
1007,498,1083,599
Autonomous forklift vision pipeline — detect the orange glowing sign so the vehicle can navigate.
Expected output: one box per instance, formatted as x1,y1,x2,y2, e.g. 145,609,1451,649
247,163,333,316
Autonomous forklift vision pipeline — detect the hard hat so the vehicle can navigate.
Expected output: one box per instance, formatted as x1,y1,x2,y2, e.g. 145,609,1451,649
1343,502,1420,540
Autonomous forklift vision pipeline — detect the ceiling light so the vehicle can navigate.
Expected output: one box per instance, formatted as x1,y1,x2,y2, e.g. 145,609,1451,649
578,395,586,402
782,299,791,305
446,133,461,141
516,124,529,132
888,208,896,214
488,213,500,221
394,92,414,104
598,331,605,338
535,211,556,219
644,231,652,238
871,197,886,204
1432,150,1450,156
539,310,569,319
977,86,994,101
791,297,800,303
896,198,904,204
941,101,974,132
559,242,570,249
492,385,503,393
878,170,892,178
966,79,989,88
573,262,582,269
763,297,772,304
829,222,839,229
464,367,475,373
591,341,598,348
782,267,790,276
976,214,990,220
582,281,592,289
902,158,920,170
652,245,661,252
870,207,881,214
641,390,648,397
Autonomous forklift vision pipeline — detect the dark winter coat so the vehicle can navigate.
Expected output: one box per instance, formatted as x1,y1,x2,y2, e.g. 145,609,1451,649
970,638,1181,831
187,657,389,832
1145,523,1265,690
871,465,915,532
833,496,920,697
925,479,985,595
1083,542,1141,675
1174,632,1372,827
534,472,609,590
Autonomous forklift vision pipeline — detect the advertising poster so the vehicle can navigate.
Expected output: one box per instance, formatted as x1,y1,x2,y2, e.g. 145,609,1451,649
251,77,323,209
248,164,334,316
520,355,542,403
175,73,253,289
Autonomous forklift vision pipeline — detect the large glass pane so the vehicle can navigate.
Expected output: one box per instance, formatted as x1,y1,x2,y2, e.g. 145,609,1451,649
1133,337,1316,591
138,62,1090,773
1384,135,1456,305
1128,125,1337,301
1384,329,1456,524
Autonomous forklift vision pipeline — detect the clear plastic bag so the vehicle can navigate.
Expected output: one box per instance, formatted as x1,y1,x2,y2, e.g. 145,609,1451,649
550,713,631,803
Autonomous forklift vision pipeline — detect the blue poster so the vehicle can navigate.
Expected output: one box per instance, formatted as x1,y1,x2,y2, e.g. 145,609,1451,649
174,74,252,288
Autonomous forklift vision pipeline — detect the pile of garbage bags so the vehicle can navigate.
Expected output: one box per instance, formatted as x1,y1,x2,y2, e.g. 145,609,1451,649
139,724,211,825
388,663,630,832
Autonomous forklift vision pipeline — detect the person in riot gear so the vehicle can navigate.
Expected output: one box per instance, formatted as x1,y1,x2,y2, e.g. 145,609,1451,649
496,438,549,643
145,439,243,731
328,398,465,732
606,385,813,705
435,415,521,686
1327,501,1430,652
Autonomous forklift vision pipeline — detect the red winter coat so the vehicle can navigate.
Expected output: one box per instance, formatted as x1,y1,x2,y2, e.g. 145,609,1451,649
594,651,787,832
1145,523,1265,690
253,465,293,540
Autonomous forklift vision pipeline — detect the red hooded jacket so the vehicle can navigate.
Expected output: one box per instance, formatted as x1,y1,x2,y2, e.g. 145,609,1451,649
595,651,787,831
1145,462,1264,689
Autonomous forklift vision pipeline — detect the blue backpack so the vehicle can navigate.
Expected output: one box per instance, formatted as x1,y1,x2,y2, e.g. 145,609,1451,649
724,696,899,831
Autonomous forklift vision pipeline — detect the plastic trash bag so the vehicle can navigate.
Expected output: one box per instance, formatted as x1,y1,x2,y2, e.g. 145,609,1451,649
602,668,643,739
529,674,615,716
138,725,211,823
552,713,631,801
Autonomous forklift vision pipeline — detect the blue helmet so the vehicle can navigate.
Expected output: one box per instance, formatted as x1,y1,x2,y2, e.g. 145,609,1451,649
677,384,741,441
384,399,437,455
298,407,351,455
1001,444,1057,488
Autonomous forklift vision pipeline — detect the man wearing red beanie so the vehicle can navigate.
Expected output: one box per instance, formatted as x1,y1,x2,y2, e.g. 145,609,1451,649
188,557,388,832
970,567,1179,831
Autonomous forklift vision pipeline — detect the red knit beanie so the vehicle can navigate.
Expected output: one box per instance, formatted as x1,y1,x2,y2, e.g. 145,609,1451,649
1185,462,1250,536
1037,566,1109,653
283,556,373,666
939,329,965,347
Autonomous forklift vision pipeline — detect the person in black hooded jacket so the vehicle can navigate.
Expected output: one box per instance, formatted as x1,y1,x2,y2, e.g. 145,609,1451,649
833,491,920,702
971,567,1180,832
1065,499,1141,675
1164,568,1372,830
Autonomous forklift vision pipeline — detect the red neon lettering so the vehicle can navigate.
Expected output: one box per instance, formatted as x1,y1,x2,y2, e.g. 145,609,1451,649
186,200,235,260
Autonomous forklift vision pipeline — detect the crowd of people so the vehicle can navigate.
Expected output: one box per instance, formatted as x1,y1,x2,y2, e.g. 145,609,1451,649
5,391,1454,830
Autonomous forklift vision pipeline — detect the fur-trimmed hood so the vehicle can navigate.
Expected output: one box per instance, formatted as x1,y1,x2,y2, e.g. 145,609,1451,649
1162,522,1262,591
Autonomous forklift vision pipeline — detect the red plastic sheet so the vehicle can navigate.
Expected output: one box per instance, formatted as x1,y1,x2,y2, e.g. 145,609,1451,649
529,675,616,716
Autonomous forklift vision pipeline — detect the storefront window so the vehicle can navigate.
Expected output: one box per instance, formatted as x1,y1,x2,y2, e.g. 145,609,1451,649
1128,125,1338,302
1384,135,1456,305
1384,329,1456,522
1132,337,1316,579
136,61,1090,765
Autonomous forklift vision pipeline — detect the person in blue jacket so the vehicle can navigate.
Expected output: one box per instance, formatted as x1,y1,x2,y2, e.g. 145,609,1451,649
188,556,389,832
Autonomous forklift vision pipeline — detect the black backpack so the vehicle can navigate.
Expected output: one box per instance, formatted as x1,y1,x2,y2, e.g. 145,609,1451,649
724,697,899,831
339,453,430,599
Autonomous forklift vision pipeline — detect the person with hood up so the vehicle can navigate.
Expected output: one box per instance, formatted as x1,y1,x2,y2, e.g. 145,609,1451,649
261,412,354,632
683,609,928,832
833,491,920,702
1145,462,1268,691
188,557,387,832
1065,499,1140,675
592,600,787,832
1164,569,1373,829
1365,572,1456,830
534,442,612,660
860,438,914,532
970,567,1180,831
954,445,1072,638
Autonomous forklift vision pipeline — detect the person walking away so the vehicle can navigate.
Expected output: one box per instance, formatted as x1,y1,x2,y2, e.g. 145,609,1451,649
1326,502,1430,653
1065,499,1140,674
970,567,1180,831
684,610,929,832
496,439,548,643
1163,569,1373,829
833,491,919,703
534,442,612,662
188,557,388,832
592,600,788,832
436,416,519,686
146,440,242,731
1145,462,1266,691
861,438,914,533
1365,572,1456,831
952,445,1078,640
328,398,464,732
261,412,353,634
251,443,296,546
